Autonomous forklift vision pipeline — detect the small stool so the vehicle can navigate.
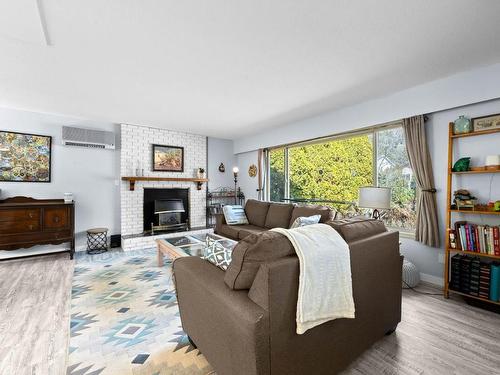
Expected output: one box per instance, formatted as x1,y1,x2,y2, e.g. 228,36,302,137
87,228,109,254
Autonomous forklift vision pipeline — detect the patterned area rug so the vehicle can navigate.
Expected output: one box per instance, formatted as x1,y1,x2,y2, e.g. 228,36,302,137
68,249,214,375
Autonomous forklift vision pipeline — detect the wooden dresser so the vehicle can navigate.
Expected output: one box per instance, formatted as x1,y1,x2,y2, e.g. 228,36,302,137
0,196,75,259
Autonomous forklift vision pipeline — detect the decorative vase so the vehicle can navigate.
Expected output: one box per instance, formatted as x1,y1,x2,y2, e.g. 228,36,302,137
452,157,471,172
485,155,500,171
453,115,472,134
196,169,206,179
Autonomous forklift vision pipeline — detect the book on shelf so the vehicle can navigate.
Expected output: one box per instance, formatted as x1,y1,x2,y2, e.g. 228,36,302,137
450,254,499,301
479,261,492,299
491,264,500,302
450,221,500,255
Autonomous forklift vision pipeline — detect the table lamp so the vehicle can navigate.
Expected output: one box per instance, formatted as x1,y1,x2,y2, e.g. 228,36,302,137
358,187,391,219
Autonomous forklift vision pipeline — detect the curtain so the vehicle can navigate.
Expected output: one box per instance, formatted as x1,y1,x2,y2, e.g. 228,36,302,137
403,115,440,247
257,149,267,200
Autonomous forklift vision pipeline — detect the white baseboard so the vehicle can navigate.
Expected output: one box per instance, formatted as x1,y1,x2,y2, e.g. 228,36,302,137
0,247,68,259
420,272,444,288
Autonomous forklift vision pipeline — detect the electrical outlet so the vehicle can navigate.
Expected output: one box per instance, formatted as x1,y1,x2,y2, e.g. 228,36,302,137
438,253,445,264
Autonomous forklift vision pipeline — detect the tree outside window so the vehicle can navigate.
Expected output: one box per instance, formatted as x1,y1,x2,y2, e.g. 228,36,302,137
268,126,416,232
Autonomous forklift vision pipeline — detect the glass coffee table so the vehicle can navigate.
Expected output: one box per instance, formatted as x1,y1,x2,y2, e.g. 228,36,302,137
156,233,237,266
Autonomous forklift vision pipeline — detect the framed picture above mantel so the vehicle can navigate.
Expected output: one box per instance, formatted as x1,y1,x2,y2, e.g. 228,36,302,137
152,144,184,172
0,130,52,182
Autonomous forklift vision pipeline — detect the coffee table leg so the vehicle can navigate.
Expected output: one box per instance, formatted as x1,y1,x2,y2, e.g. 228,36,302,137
158,247,164,267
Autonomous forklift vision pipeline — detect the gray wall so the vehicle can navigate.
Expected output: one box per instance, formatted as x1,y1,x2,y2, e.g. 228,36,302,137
0,109,239,257
207,137,237,190
0,107,121,253
404,99,500,281
234,62,500,153
236,98,500,283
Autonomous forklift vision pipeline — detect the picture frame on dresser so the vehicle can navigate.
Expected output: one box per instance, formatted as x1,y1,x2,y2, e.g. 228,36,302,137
0,130,52,182
152,144,184,172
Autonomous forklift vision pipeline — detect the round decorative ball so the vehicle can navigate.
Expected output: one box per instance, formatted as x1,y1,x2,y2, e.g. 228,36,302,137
402,260,420,288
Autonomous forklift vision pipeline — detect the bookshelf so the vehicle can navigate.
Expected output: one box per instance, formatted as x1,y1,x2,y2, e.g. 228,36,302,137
444,123,500,304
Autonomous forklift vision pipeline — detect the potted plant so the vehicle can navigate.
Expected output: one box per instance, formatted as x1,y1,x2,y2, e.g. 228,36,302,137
197,167,206,179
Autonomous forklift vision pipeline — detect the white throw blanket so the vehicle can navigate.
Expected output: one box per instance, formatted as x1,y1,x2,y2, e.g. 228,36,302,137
271,224,355,334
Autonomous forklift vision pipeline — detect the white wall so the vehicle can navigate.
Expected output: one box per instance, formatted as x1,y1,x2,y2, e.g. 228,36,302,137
0,107,120,252
234,63,500,154
235,99,500,280
207,137,236,190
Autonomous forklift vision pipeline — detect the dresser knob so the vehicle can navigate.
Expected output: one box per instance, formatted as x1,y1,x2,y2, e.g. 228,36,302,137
54,216,60,223
29,212,33,218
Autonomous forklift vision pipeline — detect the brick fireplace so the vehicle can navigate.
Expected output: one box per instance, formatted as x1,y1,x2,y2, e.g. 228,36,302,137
120,124,210,250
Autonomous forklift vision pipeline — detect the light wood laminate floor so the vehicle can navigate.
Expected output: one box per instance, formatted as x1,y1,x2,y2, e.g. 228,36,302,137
0,253,73,375
1,253,499,375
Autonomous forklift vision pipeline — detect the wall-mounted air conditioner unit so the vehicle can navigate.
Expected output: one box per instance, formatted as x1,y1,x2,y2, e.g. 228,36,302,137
62,126,116,149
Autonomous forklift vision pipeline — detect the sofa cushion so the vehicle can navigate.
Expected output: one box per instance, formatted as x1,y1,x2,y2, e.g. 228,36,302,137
327,217,387,243
244,200,270,227
264,203,294,229
224,231,295,290
290,214,321,229
217,224,241,240
289,205,333,228
237,225,267,240
222,205,249,225
204,236,236,271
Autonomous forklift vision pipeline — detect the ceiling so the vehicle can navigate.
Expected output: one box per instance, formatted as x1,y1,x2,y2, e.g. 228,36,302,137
1,0,500,139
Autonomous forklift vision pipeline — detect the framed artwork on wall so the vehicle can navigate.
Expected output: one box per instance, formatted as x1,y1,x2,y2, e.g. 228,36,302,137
0,130,52,182
152,144,184,172
472,113,500,133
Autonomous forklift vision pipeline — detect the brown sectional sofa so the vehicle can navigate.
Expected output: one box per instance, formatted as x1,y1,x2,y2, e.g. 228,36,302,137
215,199,334,240
174,210,402,375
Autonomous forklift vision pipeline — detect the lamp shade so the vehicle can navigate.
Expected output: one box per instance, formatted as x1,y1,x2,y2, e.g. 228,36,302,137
358,187,391,209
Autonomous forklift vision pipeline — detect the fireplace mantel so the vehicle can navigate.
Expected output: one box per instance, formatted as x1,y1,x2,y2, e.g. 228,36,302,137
122,176,208,191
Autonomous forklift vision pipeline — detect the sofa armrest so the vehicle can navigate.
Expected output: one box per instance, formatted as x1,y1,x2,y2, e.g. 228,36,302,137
214,213,226,234
173,256,270,375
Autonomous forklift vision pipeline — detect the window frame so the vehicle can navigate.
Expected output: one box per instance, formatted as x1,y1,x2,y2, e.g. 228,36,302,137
265,120,417,234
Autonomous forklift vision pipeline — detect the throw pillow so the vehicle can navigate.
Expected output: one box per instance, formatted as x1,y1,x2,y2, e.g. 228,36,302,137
223,205,249,225
224,231,296,290
290,214,321,229
204,236,235,271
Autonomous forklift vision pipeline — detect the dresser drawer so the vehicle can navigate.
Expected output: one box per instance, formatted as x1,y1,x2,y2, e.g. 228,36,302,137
0,208,40,222
43,207,70,229
0,220,40,234
0,230,73,248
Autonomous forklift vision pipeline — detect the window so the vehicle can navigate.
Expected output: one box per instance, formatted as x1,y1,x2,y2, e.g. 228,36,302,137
267,125,416,232
376,127,416,231
269,147,286,202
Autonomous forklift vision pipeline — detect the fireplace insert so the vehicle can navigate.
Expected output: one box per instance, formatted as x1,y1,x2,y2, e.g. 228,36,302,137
143,188,189,234
152,199,188,233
